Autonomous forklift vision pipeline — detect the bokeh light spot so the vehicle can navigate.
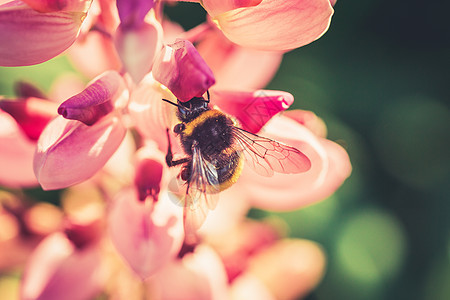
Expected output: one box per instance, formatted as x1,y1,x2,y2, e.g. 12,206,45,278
336,208,407,287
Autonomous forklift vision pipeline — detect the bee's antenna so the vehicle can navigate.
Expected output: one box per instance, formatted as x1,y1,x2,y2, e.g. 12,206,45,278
162,98,180,108
206,90,210,103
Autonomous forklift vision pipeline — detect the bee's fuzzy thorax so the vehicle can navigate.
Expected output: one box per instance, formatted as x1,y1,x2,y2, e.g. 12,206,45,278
182,109,226,137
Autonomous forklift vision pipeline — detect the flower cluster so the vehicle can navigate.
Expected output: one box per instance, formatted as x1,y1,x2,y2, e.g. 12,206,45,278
0,0,350,299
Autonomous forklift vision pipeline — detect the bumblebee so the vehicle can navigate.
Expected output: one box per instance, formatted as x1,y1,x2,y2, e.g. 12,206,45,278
163,92,311,240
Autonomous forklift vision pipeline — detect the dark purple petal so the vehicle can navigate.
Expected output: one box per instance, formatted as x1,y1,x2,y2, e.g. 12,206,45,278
116,0,154,28
14,81,47,99
153,39,215,102
57,71,123,126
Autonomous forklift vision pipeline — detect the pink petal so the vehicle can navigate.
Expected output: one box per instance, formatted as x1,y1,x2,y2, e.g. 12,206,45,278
20,232,103,300
57,71,125,125
211,89,293,133
283,109,327,138
0,97,57,141
116,0,154,28
152,39,215,101
108,188,184,279
68,30,122,79
22,0,92,13
151,245,228,300
162,18,185,44
202,0,262,17
198,186,251,236
47,72,87,102
214,0,334,51
33,114,127,190
206,220,279,282
0,0,89,66
114,17,163,83
196,27,283,90
102,131,136,182
247,239,326,299
0,110,38,187
237,115,351,210
128,75,182,153
230,274,275,300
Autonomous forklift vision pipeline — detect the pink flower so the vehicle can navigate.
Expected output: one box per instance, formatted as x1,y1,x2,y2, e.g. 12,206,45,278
243,239,326,299
114,0,163,83
210,89,294,133
152,39,216,101
0,0,92,66
0,97,57,187
214,0,334,51
200,0,263,17
128,74,179,152
0,2,350,298
108,187,184,279
21,0,92,13
237,110,352,210
69,0,163,83
68,30,122,79
33,70,128,190
180,0,334,51
67,0,122,78
149,245,229,300
20,231,103,300
202,219,326,300
114,13,163,83
195,24,283,90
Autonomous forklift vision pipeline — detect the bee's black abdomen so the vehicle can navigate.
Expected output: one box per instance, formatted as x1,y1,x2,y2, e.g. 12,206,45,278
195,116,233,155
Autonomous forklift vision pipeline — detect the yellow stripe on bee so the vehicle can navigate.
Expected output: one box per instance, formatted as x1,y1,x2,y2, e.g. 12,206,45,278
183,109,225,137
217,154,244,192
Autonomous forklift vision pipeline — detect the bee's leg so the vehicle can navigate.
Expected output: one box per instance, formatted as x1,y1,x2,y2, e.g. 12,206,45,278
166,128,190,167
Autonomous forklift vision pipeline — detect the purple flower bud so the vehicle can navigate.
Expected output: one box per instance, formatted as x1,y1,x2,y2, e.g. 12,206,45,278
153,39,215,102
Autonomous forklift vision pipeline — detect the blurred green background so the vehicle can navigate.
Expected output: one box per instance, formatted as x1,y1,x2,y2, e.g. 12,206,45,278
1,1,449,300
268,1,450,299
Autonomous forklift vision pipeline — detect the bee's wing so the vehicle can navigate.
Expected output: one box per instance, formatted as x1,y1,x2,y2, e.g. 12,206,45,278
183,144,220,243
232,127,311,177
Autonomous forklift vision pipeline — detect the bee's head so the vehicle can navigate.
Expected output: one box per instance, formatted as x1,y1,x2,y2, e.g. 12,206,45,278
162,92,210,122
176,97,209,122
